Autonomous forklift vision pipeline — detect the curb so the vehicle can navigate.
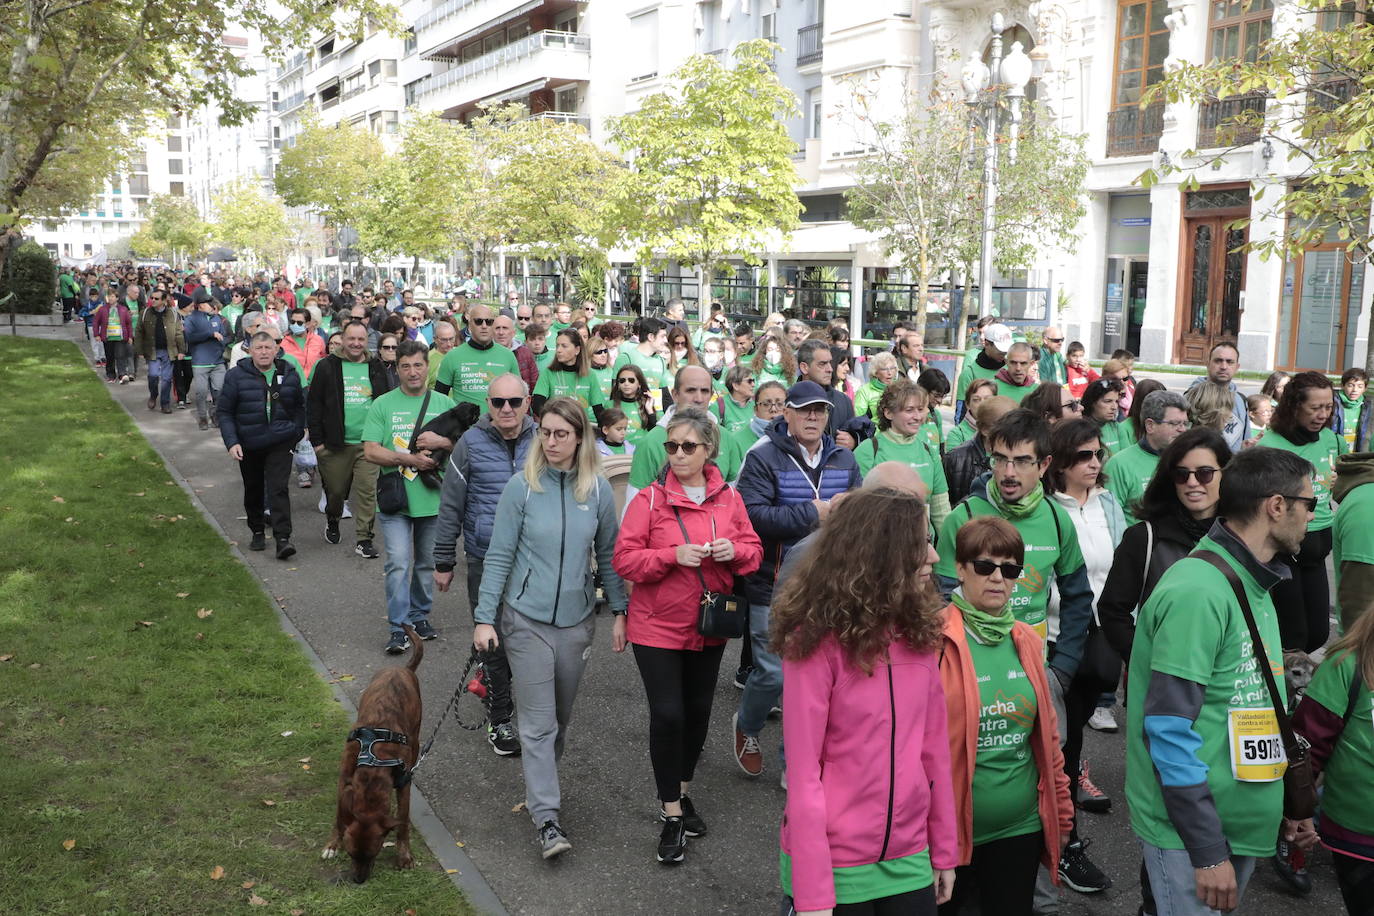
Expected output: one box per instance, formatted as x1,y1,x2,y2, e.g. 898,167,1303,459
53,329,509,916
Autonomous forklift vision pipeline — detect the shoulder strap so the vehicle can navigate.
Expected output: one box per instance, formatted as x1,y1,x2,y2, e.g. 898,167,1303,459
670,505,711,595
1136,521,1154,610
408,389,432,453
871,436,880,459
1194,549,1296,743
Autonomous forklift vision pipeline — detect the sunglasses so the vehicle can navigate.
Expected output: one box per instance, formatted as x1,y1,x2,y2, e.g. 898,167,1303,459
1279,493,1318,513
969,558,1025,580
1074,447,1109,464
469,317,494,326
489,396,525,409
593,348,609,356
379,344,397,351
664,441,703,455
1172,466,1220,485
1045,336,1065,343
617,376,639,384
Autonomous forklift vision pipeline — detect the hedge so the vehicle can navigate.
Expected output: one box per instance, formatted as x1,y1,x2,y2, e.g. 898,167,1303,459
1,241,57,315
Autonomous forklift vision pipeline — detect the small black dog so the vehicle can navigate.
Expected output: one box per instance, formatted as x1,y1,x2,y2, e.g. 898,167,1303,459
416,401,481,490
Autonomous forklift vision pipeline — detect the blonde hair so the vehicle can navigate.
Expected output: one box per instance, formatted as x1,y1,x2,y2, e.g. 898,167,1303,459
1329,604,1374,691
523,396,602,503
1185,381,1234,432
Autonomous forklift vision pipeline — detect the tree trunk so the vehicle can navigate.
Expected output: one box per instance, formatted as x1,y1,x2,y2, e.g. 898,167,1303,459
914,249,931,338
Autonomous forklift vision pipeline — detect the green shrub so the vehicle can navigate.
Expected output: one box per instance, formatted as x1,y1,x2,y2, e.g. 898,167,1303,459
0,241,57,315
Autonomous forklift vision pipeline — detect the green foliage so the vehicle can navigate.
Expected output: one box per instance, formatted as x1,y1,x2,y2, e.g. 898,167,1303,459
212,180,290,266
0,241,57,314
145,194,211,261
273,113,384,230
572,263,606,306
608,41,802,284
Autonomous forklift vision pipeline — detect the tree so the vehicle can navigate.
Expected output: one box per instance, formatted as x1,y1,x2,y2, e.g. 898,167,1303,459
1138,0,1374,367
608,40,801,316
212,180,289,266
274,113,383,234
0,0,400,277
145,193,210,264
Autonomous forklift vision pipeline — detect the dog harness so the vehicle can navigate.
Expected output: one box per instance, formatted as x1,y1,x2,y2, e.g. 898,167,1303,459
347,727,412,788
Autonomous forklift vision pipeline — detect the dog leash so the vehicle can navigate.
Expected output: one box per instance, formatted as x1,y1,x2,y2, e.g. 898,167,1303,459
410,648,489,776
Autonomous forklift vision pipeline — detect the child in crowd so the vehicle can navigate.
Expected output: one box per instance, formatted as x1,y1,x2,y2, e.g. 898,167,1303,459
1065,341,1100,401
1110,348,1138,413
1246,392,1273,439
1335,367,1370,452
595,407,635,457
80,287,103,365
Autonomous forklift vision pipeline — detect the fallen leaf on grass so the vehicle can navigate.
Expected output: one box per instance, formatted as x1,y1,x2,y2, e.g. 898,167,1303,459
298,757,311,763
241,880,255,889
301,764,311,771
136,621,153,628
196,608,213,619
0,655,12,662
175,592,190,599
455,840,465,847
51,496,65,503
290,910,304,916
261,799,276,807
406,909,416,915
195,633,204,641
383,841,395,848
446,868,459,875
29,663,41,669
62,839,75,851
248,894,267,906
209,865,224,880
336,674,355,682
280,731,294,737
132,491,145,496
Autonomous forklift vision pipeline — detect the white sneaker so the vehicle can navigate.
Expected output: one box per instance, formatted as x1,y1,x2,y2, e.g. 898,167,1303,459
1088,707,1118,733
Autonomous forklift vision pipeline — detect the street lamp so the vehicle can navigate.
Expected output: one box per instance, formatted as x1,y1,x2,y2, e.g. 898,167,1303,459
964,16,1033,320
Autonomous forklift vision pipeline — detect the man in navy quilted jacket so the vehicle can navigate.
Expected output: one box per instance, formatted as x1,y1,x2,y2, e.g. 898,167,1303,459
732,380,861,782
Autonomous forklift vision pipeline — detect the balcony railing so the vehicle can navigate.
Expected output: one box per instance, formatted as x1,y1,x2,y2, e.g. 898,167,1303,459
797,22,823,65
275,51,307,79
278,91,306,114
1106,102,1165,157
1310,76,1357,136
415,30,590,99
524,111,591,128
1197,93,1266,148
342,84,367,101
415,0,483,34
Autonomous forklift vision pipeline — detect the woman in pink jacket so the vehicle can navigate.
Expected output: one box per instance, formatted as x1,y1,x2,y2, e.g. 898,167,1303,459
613,406,762,866
771,486,958,915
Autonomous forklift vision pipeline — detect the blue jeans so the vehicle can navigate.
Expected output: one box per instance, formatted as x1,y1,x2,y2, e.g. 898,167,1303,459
147,350,174,406
737,603,782,748
1139,839,1256,916
377,511,437,635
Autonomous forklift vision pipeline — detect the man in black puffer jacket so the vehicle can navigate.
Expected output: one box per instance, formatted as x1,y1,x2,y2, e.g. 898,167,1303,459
218,330,307,559
942,395,1016,508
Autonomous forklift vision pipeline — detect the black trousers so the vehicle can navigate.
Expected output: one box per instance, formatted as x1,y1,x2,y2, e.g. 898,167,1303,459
465,552,513,724
782,886,937,916
104,340,131,379
239,443,293,540
1335,852,1374,916
938,831,1043,916
173,358,193,403
1272,525,1333,652
632,641,726,803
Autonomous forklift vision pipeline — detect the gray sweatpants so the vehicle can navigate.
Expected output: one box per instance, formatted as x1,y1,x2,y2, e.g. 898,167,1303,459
500,606,596,828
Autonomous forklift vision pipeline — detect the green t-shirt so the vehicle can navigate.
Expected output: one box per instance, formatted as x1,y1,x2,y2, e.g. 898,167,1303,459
935,494,1084,639
995,380,1033,404
279,351,307,389
756,364,790,388
946,419,976,451
436,342,520,408
781,849,933,905
362,388,456,518
1303,649,1374,835
294,287,314,308
921,413,944,455
628,422,743,488
717,394,754,435
955,354,1000,403
261,367,277,421
1337,393,1364,450
611,401,654,445
221,303,244,338
590,364,615,401
1103,441,1159,527
340,360,373,444
613,347,670,393
534,367,605,425
856,431,948,497
1256,427,1344,530
1332,479,1374,634
532,347,554,375
1099,420,1135,457
967,634,1042,845
1125,535,1287,858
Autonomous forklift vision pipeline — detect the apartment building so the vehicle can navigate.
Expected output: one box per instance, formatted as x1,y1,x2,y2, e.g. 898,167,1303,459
187,34,275,220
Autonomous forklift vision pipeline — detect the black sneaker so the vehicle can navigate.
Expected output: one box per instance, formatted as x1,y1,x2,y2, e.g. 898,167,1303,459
355,539,379,559
539,820,572,859
659,796,706,838
733,666,752,690
384,631,411,655
275,539,296,560
248,531,266,551
411,619,437,641
1058,838,1111,893
488,721,521,756
1272,837,1312,895
325,517,341,544
656,816,686,865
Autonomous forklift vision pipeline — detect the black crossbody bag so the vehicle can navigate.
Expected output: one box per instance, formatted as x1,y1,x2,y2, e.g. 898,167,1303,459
376,390,431,516
670,505,746,639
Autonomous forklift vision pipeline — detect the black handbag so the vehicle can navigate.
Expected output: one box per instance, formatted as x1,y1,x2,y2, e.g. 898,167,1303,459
670,507,746,640
376,390,431,516
1195,550,1319,819
1075,623,1123,696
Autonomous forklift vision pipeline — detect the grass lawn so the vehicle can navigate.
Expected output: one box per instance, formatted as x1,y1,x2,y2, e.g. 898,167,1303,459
0,337,474,915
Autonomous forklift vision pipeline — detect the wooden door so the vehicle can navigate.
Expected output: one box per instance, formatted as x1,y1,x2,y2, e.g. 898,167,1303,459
1176,185,1251,364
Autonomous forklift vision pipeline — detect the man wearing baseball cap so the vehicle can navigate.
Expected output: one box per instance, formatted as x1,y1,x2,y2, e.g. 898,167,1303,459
955,321,1014,422
731,380,862,783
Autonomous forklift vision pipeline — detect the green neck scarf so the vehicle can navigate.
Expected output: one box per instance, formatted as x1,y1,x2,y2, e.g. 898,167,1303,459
986,479,1045,520
883,428,919,446
1338,390,1361,411
952,591,1015,645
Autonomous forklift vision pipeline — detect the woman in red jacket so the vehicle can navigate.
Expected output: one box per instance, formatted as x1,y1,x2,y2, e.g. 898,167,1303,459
613,406,762,866
938,516,1074,916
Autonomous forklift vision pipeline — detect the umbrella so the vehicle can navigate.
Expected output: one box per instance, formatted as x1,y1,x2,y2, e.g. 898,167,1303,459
207,246,238,262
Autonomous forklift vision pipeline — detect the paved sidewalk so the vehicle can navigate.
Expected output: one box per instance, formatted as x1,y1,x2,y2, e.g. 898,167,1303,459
48,323,1337,916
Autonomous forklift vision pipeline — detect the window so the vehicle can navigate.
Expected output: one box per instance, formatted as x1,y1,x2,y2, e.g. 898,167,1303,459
1112,0,1168,107
169,182,184,196
167,135,183,152
168,159,183,174
383,111,399,134
806,88,822,139
761,11,777,41
628,10,659,82
83,244,93,257
1209,0,1272,62
403,27,416,55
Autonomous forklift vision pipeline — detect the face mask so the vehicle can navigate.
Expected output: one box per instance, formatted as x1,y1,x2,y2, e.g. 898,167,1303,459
289,323,306,335
704,353,723,370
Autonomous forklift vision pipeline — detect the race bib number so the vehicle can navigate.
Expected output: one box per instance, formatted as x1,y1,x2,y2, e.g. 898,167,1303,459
1228,707,1286,782
393,434,417,481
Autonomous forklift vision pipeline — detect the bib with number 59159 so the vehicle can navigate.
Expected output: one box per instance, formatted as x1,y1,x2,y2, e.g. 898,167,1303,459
1228,707,1287,782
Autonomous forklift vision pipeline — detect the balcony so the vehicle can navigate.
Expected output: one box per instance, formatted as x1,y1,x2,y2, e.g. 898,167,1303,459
413,30,590,115
416,0,581,62
278,91,306,114
1197,93,1266,149
275,51,307,79
523,110,590,128
1106,102,1164,157
797,22,822,66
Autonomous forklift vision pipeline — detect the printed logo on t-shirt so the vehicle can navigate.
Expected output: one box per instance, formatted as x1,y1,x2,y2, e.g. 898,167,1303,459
979,690,1035,754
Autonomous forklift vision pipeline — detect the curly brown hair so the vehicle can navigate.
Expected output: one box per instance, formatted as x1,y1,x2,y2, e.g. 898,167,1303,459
771,488,945,672
875,378,928,431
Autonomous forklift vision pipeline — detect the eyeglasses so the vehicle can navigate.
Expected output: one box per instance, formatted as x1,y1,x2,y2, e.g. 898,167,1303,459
1045,337,1065,343
469,317,494,326
489,396,526,409
1074,447,1109,464
1153,418,1191,430
989,454,1041,469
1278,493,1318,514
969,558,1025,580
664,441,703,455
379,344,397,351
759,399,785,409
539,427,575,441
1064,399,1082,412
1171,466,1220,485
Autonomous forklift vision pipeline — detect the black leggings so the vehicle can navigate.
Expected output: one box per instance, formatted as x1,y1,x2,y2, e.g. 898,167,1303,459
782,886,937,915
938,831,1043,916
1335,851,1374,916
632,642,725,803
1272,525,1333,652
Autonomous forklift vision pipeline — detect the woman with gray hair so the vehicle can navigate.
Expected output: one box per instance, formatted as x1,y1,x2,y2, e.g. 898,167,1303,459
613,407,763,865
854,350,899,420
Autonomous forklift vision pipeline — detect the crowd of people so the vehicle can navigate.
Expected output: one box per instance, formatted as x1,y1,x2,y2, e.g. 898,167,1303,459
71,262,1374,915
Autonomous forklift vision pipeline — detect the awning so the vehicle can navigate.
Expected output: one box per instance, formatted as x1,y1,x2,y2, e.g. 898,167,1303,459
421,0,543,60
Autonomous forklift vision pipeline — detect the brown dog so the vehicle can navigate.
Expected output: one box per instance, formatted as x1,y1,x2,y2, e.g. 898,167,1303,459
322,624,423,883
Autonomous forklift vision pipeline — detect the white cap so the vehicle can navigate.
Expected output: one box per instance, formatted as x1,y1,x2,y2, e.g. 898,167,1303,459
983,323,1014,353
